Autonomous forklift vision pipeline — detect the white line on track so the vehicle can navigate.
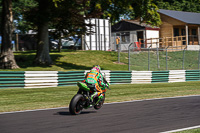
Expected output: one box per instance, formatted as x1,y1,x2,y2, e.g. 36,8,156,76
0,95,200,115
160,125,200,133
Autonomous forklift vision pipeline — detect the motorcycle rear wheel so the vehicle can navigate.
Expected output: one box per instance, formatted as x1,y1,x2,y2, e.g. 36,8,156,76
69,94,84,115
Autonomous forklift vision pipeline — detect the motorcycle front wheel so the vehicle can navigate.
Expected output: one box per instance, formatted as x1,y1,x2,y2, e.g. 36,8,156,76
69,94,84,115
94,95,105,110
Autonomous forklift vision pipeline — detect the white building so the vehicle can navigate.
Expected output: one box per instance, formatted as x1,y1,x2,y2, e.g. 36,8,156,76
84,18,111,51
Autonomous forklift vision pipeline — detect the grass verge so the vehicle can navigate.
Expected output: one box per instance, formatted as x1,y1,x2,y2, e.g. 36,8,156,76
11,50,129,71
0,50,198,71
176,128,200,133
0,81,200,113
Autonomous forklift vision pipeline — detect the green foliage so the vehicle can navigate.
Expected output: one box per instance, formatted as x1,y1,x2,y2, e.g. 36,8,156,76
12,0,37,33
50,0,96,37
154,0,200,13
52,0,63,7
89,0,161,26
1,0,199,34
133,0,161,26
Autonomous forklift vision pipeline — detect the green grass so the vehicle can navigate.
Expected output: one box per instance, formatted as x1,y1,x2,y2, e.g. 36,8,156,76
129,50,200,71
0,50,198,71
176,128,200,133
0,81,200,112
9,50,128,71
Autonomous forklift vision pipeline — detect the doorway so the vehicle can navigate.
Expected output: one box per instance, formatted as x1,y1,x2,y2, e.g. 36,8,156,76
137,31,144,48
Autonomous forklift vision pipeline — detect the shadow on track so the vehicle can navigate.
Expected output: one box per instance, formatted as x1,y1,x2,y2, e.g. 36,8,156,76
54,111,97,116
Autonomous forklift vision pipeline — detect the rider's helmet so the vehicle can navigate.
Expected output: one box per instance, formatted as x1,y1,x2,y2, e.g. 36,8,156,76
92,65,101,72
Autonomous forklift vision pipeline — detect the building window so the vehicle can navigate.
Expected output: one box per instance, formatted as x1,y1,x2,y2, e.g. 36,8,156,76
174,28,179,36
181,29,185,36
191,29,197,35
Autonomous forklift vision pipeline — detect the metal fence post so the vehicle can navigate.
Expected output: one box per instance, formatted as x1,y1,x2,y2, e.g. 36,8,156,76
128,43,133,71
182,47,187,70
182,49,185,70
114,34,117,51
118,35,121,63
118,45,120,63
156,42,160,69
147,45,152,71
101,34,102,51
166,47,169,70
148,47,150,71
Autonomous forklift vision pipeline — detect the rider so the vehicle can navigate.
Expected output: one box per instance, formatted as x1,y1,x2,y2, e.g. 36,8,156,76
82,65,107,102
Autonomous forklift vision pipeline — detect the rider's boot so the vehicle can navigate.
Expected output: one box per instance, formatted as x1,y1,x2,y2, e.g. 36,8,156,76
98,94,104,100
95,94,104,105
91,92,98,103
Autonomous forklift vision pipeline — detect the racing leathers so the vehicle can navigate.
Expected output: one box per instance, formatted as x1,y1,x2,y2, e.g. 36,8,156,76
82,67,106,101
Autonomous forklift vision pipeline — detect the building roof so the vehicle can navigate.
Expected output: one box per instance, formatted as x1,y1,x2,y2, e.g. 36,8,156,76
111,20,159,32
158,9,200,25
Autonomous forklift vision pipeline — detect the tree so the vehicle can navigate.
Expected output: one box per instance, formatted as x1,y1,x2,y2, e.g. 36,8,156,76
153,0,200,13
31,0,99,65
12,0,37,34
0,0,163,68
89,0,161,26
34,0,52,65
0,0,19,69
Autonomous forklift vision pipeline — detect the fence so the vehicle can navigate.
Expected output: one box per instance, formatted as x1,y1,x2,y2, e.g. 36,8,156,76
1,70,200,89
128,43,200,71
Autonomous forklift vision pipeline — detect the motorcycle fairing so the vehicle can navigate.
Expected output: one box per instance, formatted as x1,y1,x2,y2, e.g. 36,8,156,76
77,82,90,91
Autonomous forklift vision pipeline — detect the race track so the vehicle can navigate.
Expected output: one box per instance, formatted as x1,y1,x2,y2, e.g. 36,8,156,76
0,96,200,133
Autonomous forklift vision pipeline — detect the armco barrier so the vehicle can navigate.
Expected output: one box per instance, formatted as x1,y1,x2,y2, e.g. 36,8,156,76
0,71,25,88
186,70,200,81
110,71,132,84
58,71,85,87
25,71,58,88
152,71,169,83
0,70,200,89
132,71,152,83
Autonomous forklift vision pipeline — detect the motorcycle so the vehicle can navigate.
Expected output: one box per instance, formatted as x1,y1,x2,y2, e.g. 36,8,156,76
69,77,110,115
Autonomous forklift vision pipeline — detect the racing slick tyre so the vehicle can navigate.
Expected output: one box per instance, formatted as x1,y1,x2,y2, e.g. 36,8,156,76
69,94,84,115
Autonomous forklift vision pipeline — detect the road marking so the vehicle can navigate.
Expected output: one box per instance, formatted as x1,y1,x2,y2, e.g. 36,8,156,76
160,125,200,133
0,95,200,115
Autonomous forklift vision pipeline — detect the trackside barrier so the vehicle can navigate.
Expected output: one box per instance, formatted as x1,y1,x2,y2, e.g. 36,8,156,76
110,71,132,84
0,71,25,88
0,70,200,89
25,71,58,88
152,71,169,83
186,70,200,81
58,71,85,87
132,71,152,83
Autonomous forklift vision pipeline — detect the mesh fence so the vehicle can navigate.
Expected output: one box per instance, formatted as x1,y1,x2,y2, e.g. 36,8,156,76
128,44,200,71
111,32,200,71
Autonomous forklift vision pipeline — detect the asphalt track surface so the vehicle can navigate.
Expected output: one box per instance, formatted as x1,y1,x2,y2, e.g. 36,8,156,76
0,96,200,133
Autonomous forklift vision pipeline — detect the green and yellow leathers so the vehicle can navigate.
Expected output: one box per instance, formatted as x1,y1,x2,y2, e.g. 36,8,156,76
84,69,106,88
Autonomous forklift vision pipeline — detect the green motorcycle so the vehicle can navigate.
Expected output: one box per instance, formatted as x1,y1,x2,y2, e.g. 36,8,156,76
69,78,110,115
